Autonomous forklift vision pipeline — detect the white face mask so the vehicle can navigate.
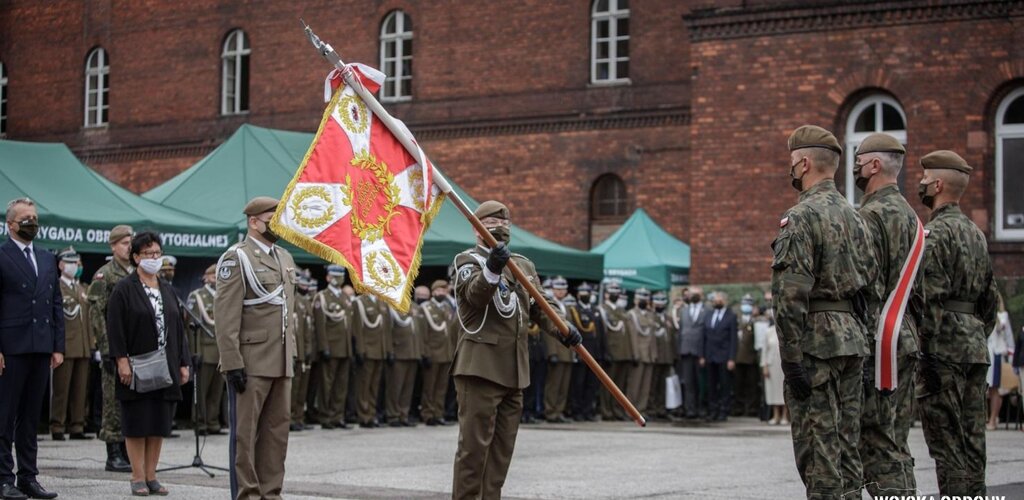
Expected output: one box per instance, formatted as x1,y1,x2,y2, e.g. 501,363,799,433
62,263,78,278
616,297,628,308
139,258,163,276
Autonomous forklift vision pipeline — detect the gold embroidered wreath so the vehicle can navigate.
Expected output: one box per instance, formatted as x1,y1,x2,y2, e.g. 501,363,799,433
340,150,401,242
290,185,336,230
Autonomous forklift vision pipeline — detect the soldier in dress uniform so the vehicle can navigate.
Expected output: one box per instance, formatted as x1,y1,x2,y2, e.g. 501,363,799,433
733,294,761,417
386,298,421,427
853,133,922,496
568,282,602,421
352,292,393,428
214,196,297,500
771,126,876,499
450,200,581,500
159,255,176,284
187,264,224,435
915,150,998,496
86,224,133,472
598,279,632,421
648,291,676,420
522,319,546,424
626,288,657,417
314,265,353,430
50,247,94,441
418,280,455,426
288,271,315,432
542,276,574,423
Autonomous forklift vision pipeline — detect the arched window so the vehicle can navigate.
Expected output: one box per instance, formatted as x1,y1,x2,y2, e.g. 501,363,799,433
591,0,630,84
843,94,907,204
1,62,7,136
380,11,413,102
221,29,250,115
590,174,628,246
84,48,109,127
995,87,1024,240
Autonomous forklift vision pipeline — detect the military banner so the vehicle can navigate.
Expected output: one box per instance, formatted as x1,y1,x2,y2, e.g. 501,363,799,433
271,63,443,312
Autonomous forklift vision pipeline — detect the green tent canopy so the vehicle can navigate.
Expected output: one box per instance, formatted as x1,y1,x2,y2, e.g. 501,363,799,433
143,124,603,279
591,208,691,290
0,139,237,256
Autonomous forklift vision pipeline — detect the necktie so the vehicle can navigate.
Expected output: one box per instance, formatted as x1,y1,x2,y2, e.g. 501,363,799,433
713,311,721,328
24,247,37,276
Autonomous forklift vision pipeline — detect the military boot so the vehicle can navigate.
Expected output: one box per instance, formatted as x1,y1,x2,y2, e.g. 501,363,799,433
105,442,131,472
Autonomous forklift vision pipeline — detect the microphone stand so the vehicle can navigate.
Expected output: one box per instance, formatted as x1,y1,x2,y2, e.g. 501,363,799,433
158,292,229,477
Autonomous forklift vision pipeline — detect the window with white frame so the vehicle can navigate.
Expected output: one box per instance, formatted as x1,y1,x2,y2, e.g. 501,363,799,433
995,87,1024,240
1,62,7,136
84,48,109,127
843,95,907,204
221,29,250,115
591,0,630,84
379,11,413,101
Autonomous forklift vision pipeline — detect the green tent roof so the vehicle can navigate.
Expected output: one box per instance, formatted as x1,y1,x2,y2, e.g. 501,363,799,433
143,124,602,279
0,139,237,256
591,208,690,290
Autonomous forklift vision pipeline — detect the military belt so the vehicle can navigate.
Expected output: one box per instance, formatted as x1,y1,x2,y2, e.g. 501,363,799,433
941,300,976,315
808,299,852,313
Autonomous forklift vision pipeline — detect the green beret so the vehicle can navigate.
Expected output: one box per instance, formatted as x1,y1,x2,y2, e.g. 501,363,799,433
243,196,279,216
920,150,972,174
431,279,448,291
788,125,842,154
109,225,133,244
856,133,905,155
474,200,509,220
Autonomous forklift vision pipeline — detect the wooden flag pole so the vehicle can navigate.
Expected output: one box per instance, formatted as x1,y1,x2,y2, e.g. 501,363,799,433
302,22,645,427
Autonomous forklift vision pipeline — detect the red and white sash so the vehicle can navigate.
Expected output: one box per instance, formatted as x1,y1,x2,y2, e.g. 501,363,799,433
875,217,926,390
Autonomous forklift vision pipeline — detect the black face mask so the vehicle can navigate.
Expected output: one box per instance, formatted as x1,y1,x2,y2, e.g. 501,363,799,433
655,306,666,313
853,162,871,192
789,159,806,192
488,226,511,245
607,293,620,303
918,182,936,209
433,295,447,304
578,293,590,305
713,303,725,310
637,299,649,309
15,220,38,242
257,219,279,244
415,297,427,305
690,295,702,304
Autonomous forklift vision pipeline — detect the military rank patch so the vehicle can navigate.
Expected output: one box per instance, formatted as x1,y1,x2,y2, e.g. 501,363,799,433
780,217,789,228
458,265,473,281
94,272,104,280
219,260,237,280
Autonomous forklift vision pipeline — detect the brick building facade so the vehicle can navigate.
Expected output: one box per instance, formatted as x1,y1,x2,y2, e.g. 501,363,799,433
1,0,1022,286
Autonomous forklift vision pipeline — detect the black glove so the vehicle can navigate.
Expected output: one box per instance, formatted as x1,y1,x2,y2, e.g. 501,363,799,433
226,369,247,394
862,360,894,397
420,356,432,368
920,352,942,394
386,352,395,366
354,352,365,366
485,242,511,275
781,361,812,400
548,355,559,364
305,351,314,362
320,350,332,362
604,354,614,364
559,323,583,348
102,358,115,375
852,289,870,327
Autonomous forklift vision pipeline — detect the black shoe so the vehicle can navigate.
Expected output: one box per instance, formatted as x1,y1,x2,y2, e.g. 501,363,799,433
196,429,208,436
401,420,417,427
336,421,350,430
388,420,403,428
208,429,224,435
289,423,304,432
16,480,57,500
303,424,316,430
167,432,180,438
68,432,92,440
360,421,377,429
105,443,131,473
50,433,65,441
0,483,27,500
425,418,440,426
321,422,336,430
585,414,599,422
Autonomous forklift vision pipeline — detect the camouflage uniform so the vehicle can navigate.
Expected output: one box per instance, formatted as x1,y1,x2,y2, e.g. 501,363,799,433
772,179,875,500
918,202,997,496
86,259,132,444
857,183,923,495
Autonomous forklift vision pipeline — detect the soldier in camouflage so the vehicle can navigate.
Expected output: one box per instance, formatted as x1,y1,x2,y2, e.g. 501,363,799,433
915,150,998,496
771,126,876,499
853,133,921,496
86,224,133,473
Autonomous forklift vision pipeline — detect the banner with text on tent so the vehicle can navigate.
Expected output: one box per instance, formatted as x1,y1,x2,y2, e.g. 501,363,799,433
271,63,443,312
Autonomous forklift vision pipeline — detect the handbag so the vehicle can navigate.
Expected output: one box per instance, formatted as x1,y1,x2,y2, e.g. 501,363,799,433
665,372,682,410
129,347,174,394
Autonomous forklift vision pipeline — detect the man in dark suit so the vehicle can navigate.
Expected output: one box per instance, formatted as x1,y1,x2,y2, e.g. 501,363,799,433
0,198,63,500
676,286,708,418
701,291,737,422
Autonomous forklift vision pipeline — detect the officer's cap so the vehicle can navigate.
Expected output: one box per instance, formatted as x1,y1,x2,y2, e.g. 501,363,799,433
243,196,279,216
856,133,905,156
109,225,134,244
563,296,578,307
326,264,346,276
431,279,448,291
741,293,754,304
551,276,568,290
788,125,842,154
473,200,509,220
920,150,972,174
161,256,177,269
635,288,651,299
652,291,668,304
542,278,552,289
577,282,594,293
603,279,622,293
59,246,80,262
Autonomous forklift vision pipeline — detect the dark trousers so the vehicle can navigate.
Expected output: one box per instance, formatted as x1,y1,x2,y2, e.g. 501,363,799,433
678,354,701,416
0,353,49,484
523,358,546,418
569,362,599,418
706,362,732,418
732,362,760,416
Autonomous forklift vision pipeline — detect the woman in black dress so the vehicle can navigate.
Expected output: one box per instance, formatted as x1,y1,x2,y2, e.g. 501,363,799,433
107,231,192,496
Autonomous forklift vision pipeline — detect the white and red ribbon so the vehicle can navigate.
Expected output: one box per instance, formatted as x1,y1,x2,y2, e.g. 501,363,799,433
875,217,926,390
